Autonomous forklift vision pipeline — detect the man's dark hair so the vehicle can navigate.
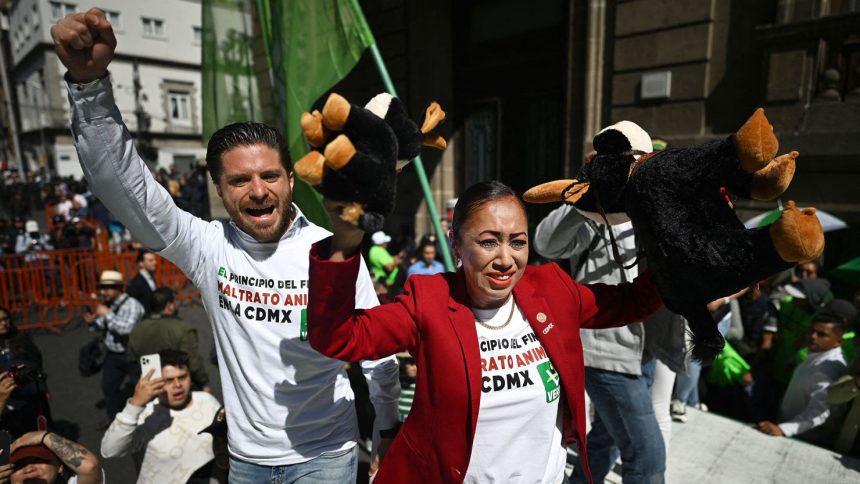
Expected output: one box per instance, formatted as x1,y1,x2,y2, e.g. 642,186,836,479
415,240,436,259
451,181,526,243
812,319,847,337
136,249,153,264
205,122,292,184
151,286,176,314
159,349,190,369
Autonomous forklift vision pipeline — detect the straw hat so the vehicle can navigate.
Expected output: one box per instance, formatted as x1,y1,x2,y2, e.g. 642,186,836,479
98,270,124,288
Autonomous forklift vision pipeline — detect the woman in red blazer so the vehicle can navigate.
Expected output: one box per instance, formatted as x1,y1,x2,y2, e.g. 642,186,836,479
309,181,663,483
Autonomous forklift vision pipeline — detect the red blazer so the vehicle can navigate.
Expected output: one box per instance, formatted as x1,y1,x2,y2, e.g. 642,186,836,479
308,241,662,483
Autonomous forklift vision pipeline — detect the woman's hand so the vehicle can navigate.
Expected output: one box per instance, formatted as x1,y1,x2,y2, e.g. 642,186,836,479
0,373,16,401
323,198,365,261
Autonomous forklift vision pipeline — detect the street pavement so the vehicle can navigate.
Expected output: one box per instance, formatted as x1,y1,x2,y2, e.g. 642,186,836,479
666,408,860,483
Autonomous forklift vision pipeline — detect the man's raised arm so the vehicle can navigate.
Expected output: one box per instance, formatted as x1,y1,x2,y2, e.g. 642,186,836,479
53,9,209,276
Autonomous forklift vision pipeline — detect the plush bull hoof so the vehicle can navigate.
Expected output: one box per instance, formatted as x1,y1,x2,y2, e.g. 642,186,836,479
423,133,447,150
769,200,825,262
340,202,364,226
735,108,779,173
301,110,327,147
420,102,446,134
523,179,590,205
294,151,326,186
323,135,356,171
321,93,351,131
751,151,797,201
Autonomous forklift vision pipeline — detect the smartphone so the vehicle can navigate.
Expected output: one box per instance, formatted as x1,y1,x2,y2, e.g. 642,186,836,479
0,430,11,466
140,353,162,380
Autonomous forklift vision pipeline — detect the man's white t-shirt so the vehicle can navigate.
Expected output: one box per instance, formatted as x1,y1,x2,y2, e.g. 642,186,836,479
465,297,567,484
67,79,400,467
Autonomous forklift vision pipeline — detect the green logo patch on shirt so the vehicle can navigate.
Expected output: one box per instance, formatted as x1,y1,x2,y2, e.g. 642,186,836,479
537,361,560,403
300,308,308,341
218,266,227,277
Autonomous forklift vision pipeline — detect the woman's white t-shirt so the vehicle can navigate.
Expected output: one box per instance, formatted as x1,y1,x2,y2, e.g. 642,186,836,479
465,297,567,484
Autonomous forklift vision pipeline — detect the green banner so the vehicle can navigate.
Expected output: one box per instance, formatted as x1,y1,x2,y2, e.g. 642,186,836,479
202,0,262,140
258,0,375,229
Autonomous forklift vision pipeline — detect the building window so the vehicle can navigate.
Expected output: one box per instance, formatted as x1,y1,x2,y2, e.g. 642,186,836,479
168,91,191,125
142,17,165,37
32,4,40,28
50,2,76,21
193,26,202,45
104,10,121,29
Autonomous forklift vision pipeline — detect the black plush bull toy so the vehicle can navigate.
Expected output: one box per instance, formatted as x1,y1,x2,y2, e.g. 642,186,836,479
525,109,825,362
293,92,446,233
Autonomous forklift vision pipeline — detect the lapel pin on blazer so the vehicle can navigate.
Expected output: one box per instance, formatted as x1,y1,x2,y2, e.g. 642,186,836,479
536,312,547,323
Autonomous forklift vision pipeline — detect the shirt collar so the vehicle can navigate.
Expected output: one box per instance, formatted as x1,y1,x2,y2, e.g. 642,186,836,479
807,346,844,363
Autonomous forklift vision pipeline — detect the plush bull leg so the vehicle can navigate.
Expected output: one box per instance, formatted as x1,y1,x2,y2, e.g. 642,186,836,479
769,200,825,262
321,93,351,131
323,135,357,171
735,108,779,173
293,151,326,186
523,180,590,205
750,151,797,201
301,110,327,147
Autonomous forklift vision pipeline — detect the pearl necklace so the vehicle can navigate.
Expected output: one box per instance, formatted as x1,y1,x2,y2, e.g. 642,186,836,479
474,300,516,331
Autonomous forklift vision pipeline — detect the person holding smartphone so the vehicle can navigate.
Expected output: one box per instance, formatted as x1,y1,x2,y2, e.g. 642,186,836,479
101,350,221,483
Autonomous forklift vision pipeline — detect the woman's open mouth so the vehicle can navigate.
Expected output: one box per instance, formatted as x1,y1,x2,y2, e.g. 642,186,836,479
486,271,516,287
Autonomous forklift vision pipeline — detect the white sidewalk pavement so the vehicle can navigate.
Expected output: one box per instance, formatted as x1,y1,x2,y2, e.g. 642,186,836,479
666,408,860,483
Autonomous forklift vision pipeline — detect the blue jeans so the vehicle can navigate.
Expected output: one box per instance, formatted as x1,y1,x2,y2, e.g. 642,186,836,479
571,367,665,484
228,446,357,484
674,356,702,406
676,315,731,406
102,351,139,419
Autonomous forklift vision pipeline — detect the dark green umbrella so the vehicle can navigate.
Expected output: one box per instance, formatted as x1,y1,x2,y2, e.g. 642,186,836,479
829,257,860,289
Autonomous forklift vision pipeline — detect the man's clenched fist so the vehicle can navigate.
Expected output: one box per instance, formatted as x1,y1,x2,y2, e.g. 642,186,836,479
50,7,116,83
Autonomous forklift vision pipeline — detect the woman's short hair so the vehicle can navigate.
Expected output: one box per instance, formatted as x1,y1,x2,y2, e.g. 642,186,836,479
450,181,526,242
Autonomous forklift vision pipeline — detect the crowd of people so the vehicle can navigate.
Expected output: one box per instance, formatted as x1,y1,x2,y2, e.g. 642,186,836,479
0,8,857,484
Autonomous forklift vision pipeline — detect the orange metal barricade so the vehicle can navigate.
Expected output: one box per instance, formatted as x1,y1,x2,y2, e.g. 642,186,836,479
0,247,199,332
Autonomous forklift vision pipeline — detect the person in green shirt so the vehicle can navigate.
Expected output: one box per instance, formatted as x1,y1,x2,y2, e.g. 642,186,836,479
369,231,400,286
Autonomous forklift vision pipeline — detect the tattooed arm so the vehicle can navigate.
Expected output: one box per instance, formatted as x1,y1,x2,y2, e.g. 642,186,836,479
11,431,103,484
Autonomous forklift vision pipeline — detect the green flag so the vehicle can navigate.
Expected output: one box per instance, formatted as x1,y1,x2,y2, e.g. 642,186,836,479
202,0,262,140
258,0,375,228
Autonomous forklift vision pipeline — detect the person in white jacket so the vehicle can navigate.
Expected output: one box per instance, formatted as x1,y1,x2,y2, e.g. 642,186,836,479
52,9,400,483
533,121,665,483
101,350,221,483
